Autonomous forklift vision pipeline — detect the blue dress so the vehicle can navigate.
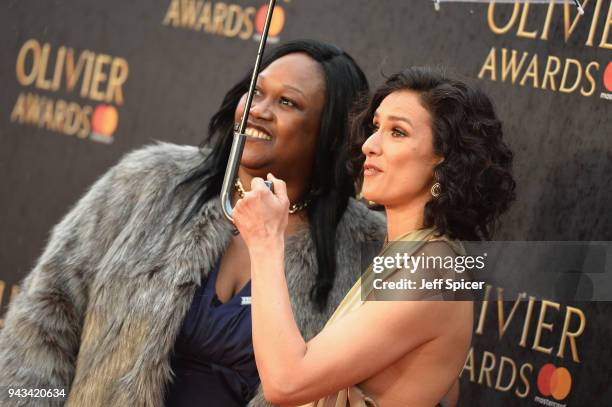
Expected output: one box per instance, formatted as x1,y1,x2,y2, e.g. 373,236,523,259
165,261,259,406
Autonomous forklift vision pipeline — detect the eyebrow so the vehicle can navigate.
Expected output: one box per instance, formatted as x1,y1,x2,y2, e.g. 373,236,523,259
373,111,414,128
258,75,306,99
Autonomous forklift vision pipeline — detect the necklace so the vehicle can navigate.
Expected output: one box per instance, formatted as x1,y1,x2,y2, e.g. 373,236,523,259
234,178,311,214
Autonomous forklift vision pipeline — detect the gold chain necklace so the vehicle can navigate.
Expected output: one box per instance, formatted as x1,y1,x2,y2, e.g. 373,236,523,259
234,178,311,214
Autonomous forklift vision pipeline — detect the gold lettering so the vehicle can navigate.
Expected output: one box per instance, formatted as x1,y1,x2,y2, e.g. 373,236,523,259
520,54,539,87
16,39,40,86
11,286,19,303
496,289,524,339
599,1,612,49
163,0,181,27
213,3,228,34
10,93,26,123
51,46,66,91
25,93,42,124
515,363,532,398
80,52,95,99
240,7,255,40
494,356,517,392
478,351,496,386
587,0,604,46
581,61,599,96
35,43,53,90
564,0,586,43
180,0,201,28
196,2,213,31
501,48,528,83
519,295,536,347
475,284,492,335
541,55,562,90
517,3,538,39
478,48,497,82
64,102,82,136
487,1,520,35
532,300,560,355
106,58,129,105
65,48,87,93
39,98,55,130
224,4,243,37
460,347,476,382
89,54,112,102
557,305,586,362
541,0,556,40
559,58,582,93
53,99,67,130
78,105,93,138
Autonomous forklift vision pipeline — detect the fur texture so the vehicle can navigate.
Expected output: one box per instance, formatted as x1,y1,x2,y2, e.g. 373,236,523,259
0,142,385,407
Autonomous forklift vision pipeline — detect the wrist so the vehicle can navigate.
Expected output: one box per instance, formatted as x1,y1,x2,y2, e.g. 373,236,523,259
248,235,284,258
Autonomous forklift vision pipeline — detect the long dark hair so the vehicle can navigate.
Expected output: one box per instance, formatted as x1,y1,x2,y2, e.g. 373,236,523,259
179,39,369,311
352,67,516,241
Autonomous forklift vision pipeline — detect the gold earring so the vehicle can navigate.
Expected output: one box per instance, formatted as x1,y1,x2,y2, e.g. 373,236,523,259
431,182,442,198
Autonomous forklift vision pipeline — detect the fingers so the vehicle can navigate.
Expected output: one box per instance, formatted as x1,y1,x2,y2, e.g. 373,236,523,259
267,173,288,203
250,177,268,192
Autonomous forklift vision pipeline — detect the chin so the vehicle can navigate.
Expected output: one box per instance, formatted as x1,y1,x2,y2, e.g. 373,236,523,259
361,189,381,204
240,154,272,170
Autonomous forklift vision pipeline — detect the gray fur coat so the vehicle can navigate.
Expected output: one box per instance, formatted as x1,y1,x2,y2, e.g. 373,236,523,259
0,142,385,407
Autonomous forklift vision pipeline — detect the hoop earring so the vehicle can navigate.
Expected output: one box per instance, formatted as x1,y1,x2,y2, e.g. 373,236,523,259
431,182,442,198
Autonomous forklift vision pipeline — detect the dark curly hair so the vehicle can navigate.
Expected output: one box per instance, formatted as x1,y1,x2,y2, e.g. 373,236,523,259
351,67,516,241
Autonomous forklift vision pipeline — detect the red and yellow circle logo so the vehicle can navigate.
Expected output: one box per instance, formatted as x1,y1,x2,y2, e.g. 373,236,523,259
92,104,118,137
537,363,572,401
603,61,612,92
255,5,285,37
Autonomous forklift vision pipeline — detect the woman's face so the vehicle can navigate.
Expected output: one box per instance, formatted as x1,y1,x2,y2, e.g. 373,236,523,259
361,90,443,208
234,52,325,184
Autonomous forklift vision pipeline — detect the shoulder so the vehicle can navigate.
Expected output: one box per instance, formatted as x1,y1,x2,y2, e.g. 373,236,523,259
70,141,209,225
112,141,207,180
427,233,466,257
96,141,209,199
337,198,386,242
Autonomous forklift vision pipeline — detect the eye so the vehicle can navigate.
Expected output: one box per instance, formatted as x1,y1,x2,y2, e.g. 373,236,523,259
253,87,263,97
391,127,407,137
279,97,297,108
371,122,380,133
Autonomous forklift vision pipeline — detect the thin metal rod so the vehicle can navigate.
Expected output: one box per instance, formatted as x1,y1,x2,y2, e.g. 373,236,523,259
221,0,277,222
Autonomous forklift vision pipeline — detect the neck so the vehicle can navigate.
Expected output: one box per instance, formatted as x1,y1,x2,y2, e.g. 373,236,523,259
237,167,309,205
235,167,309,235
384,194,430,241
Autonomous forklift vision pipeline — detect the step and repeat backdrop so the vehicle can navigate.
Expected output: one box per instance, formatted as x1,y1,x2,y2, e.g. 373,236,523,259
1,0,610,405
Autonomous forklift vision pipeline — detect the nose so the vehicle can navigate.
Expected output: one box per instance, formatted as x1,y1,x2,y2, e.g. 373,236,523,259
249,98,273,121
362,130,381,157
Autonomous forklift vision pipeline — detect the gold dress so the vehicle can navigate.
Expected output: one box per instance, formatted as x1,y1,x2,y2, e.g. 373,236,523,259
299,227,464,407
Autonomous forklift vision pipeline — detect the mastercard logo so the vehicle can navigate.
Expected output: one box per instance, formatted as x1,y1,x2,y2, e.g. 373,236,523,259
92,104,118,137
604,62,612,92
537,363,572,401
255,5,285,37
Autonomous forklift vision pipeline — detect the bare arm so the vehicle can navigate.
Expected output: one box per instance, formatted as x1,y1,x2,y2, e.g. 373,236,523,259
234,175,468,405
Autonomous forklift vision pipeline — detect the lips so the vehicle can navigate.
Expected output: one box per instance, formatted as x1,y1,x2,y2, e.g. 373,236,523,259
363,162,383,175
243,122,272,141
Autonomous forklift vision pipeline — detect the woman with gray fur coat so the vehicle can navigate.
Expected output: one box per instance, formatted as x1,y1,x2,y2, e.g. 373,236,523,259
0,40,385,407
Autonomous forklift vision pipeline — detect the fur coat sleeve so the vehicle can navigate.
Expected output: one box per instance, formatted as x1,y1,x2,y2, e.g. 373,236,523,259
0,143,182,405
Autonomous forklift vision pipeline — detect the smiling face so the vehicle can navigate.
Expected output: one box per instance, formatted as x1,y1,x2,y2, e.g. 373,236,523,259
234,52,325,187
361,90,443,209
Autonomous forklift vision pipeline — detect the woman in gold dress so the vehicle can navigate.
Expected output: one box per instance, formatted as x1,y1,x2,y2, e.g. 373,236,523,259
233,67,516,407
